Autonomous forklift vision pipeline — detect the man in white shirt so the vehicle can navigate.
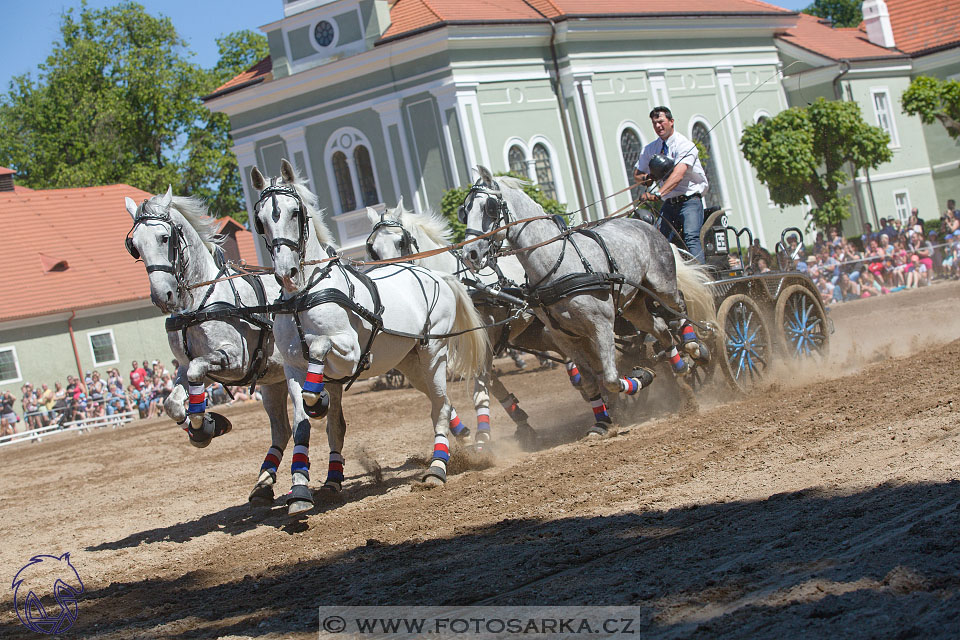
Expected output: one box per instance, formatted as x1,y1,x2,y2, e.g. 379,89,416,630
634,106,709,262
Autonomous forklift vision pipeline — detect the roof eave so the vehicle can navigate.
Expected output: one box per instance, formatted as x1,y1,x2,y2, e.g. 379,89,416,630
202,76,269,103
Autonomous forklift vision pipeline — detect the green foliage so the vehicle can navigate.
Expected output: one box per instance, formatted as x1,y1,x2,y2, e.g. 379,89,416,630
741,98,892,229
0,3,267,222
802,0,864,28
439,172,567,242
902,76,960,139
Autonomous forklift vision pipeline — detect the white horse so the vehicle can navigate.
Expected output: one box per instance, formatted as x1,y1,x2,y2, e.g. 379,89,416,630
250,160,489,515
365,201,583,451
124,187,308,508
461,168,717,437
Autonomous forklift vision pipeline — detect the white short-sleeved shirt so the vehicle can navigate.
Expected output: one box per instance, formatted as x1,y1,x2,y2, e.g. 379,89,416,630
634,131,709,200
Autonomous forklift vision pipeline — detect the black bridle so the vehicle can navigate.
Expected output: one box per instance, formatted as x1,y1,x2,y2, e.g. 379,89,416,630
364,211,419,261
125,199,189,300
253,179,309,263
458,179,512,259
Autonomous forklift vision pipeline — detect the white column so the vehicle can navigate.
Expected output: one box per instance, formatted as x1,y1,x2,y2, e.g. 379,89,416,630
647,69,670,108
575,74,615,212
565,69,602,220
454,84,481,174
279,126,315,190
373,98,422,213
716,66,765,241
232,139,269,265
434,83,462,185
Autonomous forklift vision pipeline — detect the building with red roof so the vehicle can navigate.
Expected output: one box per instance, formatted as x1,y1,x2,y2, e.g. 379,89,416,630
205,0,957,259
0,173,259,397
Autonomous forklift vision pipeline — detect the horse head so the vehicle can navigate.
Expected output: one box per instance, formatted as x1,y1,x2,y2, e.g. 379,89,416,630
364,197,410,261
461,166,509,271
125,186,190,313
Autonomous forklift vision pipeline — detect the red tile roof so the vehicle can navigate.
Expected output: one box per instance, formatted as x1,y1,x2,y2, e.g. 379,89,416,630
209,0,794,99
886,0,960,55
0,185,260,323
778,13,906,60
0,166,14,176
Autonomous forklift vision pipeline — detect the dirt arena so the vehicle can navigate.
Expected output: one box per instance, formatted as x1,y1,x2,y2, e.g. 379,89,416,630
2,282,959,638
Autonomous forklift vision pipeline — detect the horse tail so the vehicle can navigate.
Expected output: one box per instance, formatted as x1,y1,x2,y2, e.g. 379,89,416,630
440,275,490,379
672,246,717,328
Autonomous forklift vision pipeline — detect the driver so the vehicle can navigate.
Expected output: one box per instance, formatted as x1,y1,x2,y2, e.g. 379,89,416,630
633,106,709,263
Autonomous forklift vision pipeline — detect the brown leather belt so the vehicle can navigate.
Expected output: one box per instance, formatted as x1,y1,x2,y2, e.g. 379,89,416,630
664,193,702,205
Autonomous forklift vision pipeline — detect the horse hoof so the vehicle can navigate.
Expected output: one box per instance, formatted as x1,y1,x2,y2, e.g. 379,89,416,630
287,499,313,516
585,422,612,438
317,484,343,504
302,389,329,419
628,367,656,389
421,466,447,485
285,484,314,516
514,424,539,452
248,484,275,507
186,413,232,448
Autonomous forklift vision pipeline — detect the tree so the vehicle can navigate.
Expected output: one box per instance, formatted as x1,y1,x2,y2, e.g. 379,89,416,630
802,0,864,28
901,75,960,139
0,3,266,221
439,173,567,242
741,98,892,229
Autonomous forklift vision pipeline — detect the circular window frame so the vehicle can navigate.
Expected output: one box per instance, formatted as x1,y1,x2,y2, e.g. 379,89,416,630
311,19,338,51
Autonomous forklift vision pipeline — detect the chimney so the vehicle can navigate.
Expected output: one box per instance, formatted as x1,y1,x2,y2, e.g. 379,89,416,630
862,0,896,49
0,166,14,192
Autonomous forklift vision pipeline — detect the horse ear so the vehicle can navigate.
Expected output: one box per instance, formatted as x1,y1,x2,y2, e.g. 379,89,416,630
280,158,296,183
365,207,380,224
159,185,173,208
395,195,404,213
124,197,138,219
251,167,266,191
476,165,496,188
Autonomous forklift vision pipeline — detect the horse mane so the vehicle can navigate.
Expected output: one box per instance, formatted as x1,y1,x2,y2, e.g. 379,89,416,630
287,172,337,249
397,207,453,246
146,194,222,252
496,176,529,192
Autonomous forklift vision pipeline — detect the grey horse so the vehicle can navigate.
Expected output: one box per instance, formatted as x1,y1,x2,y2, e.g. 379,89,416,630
125,187,308,508
460,167,716,437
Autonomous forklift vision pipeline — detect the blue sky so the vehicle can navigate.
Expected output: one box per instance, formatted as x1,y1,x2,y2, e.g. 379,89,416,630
1,0,812,91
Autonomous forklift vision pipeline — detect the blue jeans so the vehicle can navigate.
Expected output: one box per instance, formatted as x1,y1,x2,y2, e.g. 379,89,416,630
658,195,704,263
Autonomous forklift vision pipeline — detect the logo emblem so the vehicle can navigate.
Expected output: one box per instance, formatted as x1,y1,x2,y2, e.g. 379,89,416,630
12,553,84,635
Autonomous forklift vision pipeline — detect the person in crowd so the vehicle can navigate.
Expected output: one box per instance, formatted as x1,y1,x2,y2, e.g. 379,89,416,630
879,218,896,240
815,273,835,304
2,390,21,428
859,269,887,297
209,382,229,406
39,383,56,424
130,360,148,390
21,383,43,429
860,222,875,247
835,272,861,302
87,371,106,418
105,384,127,416
0,416,12,437
128,384,148,419
813,230,827,255
52,381,67,424
756,257,771,273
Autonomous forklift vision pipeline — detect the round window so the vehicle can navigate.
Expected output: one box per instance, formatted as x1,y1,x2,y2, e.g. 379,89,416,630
314,20,335,47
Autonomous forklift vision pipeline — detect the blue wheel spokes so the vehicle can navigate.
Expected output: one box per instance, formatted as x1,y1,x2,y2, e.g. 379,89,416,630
785,293,824,359
726,301,766,383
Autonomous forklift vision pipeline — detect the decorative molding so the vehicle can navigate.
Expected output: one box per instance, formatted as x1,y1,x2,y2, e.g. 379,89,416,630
854,166,932,183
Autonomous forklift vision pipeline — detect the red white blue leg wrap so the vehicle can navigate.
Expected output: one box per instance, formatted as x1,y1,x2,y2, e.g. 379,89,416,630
326,451,344,485
448,408,468,437
188,382,206,414
680,322,698,344
432,433,450,464
668,346,686,374
291,444,310,480
303,361,325,394
565,361,582,386
476,407,491,435
590,394,612,424
619,376,640,395
260,446,283,475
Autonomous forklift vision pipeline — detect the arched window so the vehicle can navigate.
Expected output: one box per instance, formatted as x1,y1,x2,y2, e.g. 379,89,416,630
325,128,381,214
508,145,527,177
354,145,379,207
332,151,355,212
620,128,643,201
691,122,724,210
532,143,557,201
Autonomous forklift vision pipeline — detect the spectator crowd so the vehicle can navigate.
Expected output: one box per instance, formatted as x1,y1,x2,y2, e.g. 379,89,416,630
0,358,260,438
742,200,959,305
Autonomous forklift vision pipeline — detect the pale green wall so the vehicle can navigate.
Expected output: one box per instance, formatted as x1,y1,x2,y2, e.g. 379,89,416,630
0,306,170,396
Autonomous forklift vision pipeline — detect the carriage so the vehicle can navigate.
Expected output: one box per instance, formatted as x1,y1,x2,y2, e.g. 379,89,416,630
694,209,832,393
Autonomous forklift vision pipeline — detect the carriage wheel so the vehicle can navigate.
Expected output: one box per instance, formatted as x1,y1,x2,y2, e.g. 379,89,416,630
774,285,830,362
716,294,772,393
385,369,405,389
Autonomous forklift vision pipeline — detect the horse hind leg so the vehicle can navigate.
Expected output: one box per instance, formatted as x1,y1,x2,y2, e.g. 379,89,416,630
486,373,538,452
249,382,292,508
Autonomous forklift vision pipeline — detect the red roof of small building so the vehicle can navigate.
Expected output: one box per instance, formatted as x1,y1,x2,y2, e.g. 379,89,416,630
0,166,14,176
886,0,960,55
208,0,794,98
0,185,260,323
778,12,906,60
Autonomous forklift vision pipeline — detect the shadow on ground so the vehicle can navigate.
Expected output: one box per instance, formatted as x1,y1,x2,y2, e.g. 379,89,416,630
7,481,957,638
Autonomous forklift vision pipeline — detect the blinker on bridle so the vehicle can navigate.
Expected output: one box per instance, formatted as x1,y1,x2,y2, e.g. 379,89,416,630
124,198,191,302
253,181,309,263
365,211,419,261
458,179,511,254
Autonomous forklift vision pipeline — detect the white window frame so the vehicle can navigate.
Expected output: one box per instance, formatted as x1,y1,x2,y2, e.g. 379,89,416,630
324,127,381,215
528,135,567,204
308,16,340,54
893,189,911,223
503,137,532,179
88,329,119,367
688,116,733,212
870,88,900,149
0,345,22,385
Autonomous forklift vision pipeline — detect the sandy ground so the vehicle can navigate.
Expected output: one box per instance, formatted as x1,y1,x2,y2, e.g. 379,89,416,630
1,282,959,639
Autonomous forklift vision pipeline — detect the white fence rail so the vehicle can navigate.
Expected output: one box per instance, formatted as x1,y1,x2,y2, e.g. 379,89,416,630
0,410,139,448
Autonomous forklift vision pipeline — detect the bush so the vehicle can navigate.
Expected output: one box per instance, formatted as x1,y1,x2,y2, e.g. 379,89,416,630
439,172,566,242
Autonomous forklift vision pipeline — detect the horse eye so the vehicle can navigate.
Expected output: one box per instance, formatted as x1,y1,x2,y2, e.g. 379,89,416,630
160,235,170,243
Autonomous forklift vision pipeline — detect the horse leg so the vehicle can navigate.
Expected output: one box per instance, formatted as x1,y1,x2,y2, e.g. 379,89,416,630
183,350,237,448
622,300,689,377
301,337,333,419
284,365,315,516
249,382,292,508
319,382,347,500
485,373,538,451
400,346,454,485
